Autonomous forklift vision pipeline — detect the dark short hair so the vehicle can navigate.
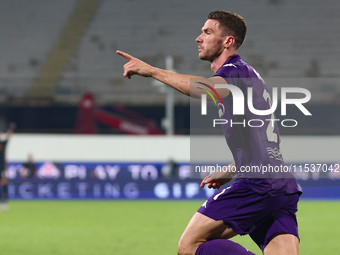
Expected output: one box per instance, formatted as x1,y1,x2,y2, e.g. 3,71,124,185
207,10,247,49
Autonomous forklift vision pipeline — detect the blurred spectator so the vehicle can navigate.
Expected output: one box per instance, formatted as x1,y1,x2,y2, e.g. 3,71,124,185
20,154,37,178
0,123,15,210
161,158,178,179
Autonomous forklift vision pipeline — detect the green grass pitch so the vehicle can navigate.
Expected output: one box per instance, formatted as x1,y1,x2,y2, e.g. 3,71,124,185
0,200,339,255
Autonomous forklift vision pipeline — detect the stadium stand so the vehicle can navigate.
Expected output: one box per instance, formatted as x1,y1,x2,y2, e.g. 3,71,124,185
0,0,339,104
57,0,340,105
0,0,339,134
0,0,77,101
26,0,103,99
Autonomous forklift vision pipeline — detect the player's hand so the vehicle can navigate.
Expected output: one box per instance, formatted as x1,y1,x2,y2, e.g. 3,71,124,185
116,50,153,79
200,170,234,189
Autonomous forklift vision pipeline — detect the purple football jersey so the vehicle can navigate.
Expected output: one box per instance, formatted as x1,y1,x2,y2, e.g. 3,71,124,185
214,54,301,196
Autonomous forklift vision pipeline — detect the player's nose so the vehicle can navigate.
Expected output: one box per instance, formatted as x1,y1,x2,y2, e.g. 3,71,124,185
196,33,203,43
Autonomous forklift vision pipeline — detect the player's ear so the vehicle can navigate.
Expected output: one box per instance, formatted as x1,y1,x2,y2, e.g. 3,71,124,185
224,36,235,49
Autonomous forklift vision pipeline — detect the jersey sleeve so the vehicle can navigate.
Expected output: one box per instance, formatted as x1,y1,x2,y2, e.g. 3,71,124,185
214,64,245,89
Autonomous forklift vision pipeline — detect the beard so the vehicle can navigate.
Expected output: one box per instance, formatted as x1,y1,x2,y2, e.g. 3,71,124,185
198,49,218,62
198,41,223,62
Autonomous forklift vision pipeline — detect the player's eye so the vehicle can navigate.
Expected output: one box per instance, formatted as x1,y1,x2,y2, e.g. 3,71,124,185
203,29,211,35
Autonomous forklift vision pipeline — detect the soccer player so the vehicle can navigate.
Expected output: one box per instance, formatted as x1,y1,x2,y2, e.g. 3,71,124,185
117,10,301,255
0,123,15,210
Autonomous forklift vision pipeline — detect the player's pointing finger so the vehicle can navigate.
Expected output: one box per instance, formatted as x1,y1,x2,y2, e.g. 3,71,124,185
116,50,134,61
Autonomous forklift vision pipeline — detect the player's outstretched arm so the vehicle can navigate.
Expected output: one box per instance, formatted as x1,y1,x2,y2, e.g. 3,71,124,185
116,50,154,79
200,162,236,189
116,50,229,98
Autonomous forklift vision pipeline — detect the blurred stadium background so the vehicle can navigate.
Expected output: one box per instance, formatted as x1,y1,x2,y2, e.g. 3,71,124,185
0,0,339,254
0,0,339,135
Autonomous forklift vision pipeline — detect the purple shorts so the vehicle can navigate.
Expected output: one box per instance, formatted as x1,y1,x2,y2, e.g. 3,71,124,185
197,181,300,251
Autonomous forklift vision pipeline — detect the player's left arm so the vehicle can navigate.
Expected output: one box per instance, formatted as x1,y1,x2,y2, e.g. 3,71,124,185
116,50,230,98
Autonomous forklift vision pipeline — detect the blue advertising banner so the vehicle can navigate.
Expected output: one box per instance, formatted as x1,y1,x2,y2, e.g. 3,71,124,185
6,161,340,200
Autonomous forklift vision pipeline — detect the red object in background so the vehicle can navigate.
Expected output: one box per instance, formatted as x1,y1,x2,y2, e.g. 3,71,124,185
75,93,164,135
75,93,97,134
